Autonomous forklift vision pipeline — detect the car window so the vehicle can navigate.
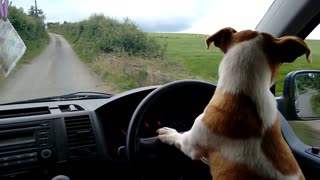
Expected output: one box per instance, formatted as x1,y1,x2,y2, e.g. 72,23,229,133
285,24,320,147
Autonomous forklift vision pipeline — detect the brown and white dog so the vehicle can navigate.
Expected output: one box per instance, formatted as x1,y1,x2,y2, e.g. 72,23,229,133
157,27,311,180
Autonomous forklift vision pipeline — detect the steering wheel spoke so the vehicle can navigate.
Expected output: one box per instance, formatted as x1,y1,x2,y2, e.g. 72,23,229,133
138,137,180,159
138,137,160,159
139,137,158,150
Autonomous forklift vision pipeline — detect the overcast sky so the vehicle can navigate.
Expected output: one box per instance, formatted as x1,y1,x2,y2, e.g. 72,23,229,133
11,0,320,39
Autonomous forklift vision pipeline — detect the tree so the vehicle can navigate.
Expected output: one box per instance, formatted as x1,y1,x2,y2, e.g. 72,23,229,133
37,9,45,20
28,5,36,16
28,5,45,21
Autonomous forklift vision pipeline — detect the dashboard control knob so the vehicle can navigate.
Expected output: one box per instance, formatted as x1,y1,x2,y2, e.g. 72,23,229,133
41,149,52,159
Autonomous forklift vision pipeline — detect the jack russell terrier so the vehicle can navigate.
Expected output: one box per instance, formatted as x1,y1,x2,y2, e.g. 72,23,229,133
157,27,311,180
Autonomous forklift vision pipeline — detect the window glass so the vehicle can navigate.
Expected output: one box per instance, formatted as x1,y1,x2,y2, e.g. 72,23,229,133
287,24,320,147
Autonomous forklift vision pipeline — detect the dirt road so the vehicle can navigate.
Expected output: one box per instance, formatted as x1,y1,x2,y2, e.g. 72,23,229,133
0,33,110,104
297,89,318,118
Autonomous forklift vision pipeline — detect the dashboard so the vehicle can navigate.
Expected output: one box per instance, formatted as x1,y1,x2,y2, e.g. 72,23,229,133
0,82,215,180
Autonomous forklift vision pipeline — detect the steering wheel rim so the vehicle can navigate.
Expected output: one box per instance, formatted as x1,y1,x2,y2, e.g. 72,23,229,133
126,79,216,163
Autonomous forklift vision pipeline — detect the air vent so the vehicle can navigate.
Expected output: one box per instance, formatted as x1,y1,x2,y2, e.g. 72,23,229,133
59,104,84,113
64,115,97,160
0,107,50,119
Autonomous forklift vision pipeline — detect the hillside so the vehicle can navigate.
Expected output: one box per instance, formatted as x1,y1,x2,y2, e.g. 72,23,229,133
150,33,320,96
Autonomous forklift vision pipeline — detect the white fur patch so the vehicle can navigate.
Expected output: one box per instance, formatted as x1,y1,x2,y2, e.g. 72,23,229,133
217,35,277,130
158,113,301,180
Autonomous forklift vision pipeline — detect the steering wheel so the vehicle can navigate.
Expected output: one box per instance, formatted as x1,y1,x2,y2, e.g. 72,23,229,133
126,79,216,178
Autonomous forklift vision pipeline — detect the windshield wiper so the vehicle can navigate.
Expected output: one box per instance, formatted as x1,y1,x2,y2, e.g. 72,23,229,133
0,91,114,105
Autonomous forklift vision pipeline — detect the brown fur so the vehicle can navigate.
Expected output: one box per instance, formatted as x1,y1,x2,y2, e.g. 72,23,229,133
208,150,273,180
261,33,311,64
206,27,237,53
206,27,259,53
202,88,263,139
260,32,311,82
261,113,304,178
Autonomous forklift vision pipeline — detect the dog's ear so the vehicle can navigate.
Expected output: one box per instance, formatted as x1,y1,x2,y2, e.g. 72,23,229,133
262,33,311,63
275,36,311,63
206,27,237,53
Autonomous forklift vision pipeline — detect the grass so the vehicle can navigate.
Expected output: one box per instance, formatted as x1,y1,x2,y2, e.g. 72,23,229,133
149,33,320,96
149,33,220,83
89,53,191,93
289,121,320,147
311,94,320,115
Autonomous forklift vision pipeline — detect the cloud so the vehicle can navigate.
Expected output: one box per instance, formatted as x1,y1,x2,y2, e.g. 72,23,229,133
75,0,213,32
12,0,213,32
181,0,275,35
10,0,320,39
76,0,213,19
133,16,195,32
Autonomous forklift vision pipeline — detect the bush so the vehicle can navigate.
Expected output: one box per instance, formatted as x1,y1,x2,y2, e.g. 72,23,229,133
311,94,320,115
8,5,48,55
48,14,166,61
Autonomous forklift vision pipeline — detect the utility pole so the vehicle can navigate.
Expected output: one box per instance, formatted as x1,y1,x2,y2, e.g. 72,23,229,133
34,0,38,16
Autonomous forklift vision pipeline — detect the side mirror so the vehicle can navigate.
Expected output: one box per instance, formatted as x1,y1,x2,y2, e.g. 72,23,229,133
278,70,320,121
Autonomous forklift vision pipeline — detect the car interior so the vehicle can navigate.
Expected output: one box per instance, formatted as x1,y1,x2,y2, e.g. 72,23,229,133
0,0,319,179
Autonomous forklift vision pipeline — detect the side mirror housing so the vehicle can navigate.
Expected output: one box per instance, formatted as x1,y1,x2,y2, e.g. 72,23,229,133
278,70,320,121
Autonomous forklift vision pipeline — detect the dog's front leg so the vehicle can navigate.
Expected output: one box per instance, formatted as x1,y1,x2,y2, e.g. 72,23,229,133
157,113,207,160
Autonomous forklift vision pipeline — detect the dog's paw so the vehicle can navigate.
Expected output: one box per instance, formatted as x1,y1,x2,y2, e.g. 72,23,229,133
157,127,180,147
157,127,178,135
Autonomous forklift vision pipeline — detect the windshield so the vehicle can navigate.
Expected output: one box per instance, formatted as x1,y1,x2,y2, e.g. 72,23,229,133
0,0,319,104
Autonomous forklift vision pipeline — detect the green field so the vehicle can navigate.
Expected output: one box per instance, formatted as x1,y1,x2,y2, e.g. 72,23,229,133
289,121,320,147
149,33,320,96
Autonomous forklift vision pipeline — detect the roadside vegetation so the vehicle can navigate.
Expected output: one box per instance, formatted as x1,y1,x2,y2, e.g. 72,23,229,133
49,15,319,95
48,14,190,92
0,5,49,85
8,5,49,65
311,94,320,115
48,15,166,61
